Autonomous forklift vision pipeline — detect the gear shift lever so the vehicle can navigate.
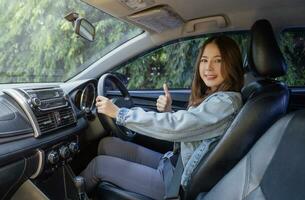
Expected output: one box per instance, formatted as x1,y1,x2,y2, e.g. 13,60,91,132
74,176,86,200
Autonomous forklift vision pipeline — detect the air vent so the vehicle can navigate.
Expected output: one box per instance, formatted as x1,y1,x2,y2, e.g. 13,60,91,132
37,113,56,133
36,108,76,134
58,108,76,127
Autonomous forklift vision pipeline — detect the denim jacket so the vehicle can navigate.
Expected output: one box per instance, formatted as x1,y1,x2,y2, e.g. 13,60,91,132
116,91,242,186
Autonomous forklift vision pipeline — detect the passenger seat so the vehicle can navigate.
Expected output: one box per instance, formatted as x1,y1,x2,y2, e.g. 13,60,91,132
197,109,305,200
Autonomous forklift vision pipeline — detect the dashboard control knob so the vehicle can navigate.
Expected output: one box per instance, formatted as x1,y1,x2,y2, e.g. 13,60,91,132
59,146,70,159
47,151,59,164
69,142,79,154
31,97,41,107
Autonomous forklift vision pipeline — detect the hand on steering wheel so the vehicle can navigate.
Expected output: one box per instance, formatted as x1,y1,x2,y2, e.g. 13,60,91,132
97,73,135,140
96,96,119,118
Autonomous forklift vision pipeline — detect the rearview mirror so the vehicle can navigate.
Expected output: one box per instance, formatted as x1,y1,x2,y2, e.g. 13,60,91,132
64,12,95,42
75,18,95,41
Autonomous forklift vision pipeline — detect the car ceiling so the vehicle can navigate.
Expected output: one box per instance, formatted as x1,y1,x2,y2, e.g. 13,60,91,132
84,0,305,33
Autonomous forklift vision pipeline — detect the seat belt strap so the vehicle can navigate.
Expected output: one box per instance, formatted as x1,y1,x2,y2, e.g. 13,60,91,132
164,154,184,200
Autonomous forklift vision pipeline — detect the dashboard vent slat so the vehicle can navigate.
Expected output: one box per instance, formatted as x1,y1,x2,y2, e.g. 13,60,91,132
36,108,76,134
58,108,76,127
37,113,56,133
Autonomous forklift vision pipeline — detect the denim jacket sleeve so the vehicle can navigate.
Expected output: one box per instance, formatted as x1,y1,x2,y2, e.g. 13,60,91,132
116,92,242,142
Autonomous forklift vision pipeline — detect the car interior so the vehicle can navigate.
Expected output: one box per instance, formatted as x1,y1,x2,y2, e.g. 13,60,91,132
0,0,305,200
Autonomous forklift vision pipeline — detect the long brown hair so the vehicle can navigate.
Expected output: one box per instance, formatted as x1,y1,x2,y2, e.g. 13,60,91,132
188,35,244,107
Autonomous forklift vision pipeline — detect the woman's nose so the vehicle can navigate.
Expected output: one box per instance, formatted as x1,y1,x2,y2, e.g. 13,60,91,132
206,61,214,71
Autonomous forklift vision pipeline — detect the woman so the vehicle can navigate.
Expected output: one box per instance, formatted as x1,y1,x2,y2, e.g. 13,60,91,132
81,35,244,200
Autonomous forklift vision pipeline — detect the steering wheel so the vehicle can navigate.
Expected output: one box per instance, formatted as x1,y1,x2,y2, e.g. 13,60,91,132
97,73,136,140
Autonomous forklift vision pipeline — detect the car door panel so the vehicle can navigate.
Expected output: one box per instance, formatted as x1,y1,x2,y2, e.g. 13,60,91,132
288,88,305,111
107,89,190,111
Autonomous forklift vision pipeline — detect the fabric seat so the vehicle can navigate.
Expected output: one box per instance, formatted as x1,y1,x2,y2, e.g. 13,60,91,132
198,109,305,200
95,19,289,200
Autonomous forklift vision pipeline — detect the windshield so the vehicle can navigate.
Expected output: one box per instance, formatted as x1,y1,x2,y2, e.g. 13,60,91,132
0,0,143,84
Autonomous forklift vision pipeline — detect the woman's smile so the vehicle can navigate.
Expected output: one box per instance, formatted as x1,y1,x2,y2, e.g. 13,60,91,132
205,74,217,80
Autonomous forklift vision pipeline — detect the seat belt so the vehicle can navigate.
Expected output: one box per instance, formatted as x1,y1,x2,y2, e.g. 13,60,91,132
164,154,184,200
164,137,221,200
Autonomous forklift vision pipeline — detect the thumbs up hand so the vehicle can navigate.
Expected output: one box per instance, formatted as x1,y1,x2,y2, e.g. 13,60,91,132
156,83,172,112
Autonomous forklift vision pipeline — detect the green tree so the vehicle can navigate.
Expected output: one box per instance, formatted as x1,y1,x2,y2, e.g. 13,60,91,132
0,0,141,83
279,30,305,86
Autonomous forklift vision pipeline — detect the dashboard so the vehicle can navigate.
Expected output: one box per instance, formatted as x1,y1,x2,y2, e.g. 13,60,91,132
0,79,97,199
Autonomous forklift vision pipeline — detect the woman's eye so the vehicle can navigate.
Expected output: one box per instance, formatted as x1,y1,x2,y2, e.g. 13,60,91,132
214,59,222,63
201,59,208,63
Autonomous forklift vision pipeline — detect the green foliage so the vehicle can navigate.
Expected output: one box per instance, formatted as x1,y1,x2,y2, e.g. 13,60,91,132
278,30,305,86
117,38,202,89
0,0,141,83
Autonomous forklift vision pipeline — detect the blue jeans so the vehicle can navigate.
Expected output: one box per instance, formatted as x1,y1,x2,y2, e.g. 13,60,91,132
81,137,170,200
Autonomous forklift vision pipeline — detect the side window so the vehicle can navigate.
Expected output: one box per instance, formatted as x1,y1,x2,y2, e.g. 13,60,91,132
279,29,305,86
114,32,249,90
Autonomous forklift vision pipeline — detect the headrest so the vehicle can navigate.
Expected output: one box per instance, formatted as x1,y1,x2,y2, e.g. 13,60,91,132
248,19,287,78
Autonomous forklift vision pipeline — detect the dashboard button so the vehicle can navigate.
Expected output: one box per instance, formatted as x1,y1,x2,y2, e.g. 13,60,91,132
69,142,79,154
47,151,59,164
31,97,41,107
59,146,70,159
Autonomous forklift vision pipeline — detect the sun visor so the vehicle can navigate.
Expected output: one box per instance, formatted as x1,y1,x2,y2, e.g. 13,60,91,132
128,6,184,33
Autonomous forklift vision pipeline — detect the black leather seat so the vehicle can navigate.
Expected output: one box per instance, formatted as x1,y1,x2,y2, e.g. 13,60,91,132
95,19,289,200
198,109,305,200
184,19,289,200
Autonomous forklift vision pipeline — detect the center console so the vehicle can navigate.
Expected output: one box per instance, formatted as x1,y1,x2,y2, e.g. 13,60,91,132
43,135,80,172
3,86,87,199
3,86,77,138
